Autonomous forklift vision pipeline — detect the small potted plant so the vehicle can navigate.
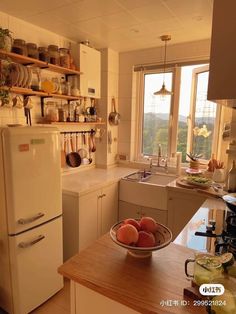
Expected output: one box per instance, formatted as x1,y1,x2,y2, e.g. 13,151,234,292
0,27,12,52
0,54,11,106
186,152,203,170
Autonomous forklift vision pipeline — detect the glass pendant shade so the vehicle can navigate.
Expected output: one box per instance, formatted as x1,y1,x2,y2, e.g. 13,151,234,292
154,35,173,97
153,83,172,96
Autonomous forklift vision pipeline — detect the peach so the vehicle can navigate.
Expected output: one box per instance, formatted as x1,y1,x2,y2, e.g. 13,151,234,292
116,224,139,245
124,218,141,231
137,231,156,247
140,216,158,233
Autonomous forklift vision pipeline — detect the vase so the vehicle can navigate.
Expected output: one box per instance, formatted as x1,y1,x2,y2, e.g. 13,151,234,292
212,169,225,183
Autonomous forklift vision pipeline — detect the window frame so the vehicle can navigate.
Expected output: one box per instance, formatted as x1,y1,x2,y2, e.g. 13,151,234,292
134,62,220,163
186,65,221,162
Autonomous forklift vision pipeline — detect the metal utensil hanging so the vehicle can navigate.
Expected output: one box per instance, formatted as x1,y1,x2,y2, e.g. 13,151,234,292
108,97,120,126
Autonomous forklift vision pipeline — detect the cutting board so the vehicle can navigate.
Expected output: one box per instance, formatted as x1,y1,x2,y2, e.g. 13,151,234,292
176,177,210,190
176,177,224,198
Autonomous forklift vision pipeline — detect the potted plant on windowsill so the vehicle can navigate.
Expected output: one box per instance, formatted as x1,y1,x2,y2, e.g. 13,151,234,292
0,27,13,52
186,152,203,170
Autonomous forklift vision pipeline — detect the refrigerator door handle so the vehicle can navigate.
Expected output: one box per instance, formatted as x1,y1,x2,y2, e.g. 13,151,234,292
18,212,45,225
18,235,45,248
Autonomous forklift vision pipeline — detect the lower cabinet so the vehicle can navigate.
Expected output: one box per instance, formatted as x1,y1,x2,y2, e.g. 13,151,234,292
167,190,206,240
63,182,118,261
118,200,168,225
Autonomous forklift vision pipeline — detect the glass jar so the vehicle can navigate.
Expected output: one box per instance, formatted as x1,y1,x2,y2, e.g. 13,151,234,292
59,48,70,68
58,106,67,122
48,45,60,65
45,101,58,122
67,103,76,122
60,77,67,95
12,39,27,55
38,47,49,62
26,43,39,59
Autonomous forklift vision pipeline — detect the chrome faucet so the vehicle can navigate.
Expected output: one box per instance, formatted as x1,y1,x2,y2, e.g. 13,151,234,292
148,145,168,173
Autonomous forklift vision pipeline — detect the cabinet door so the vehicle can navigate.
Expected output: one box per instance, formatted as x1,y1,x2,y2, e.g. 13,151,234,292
140,206,167,225
100,183,118,236
118,201,142,221
9,217,63,314
168,192,206,240
79,190,100,251
79,44,101,98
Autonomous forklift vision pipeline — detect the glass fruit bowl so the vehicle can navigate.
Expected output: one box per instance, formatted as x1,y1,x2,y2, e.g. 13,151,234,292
110,219,172,258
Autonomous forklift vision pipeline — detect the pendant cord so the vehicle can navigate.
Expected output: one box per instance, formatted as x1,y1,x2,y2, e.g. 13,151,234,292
163,39,167,86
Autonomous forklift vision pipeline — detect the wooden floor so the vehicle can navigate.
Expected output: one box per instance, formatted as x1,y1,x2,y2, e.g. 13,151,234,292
30,279,70,314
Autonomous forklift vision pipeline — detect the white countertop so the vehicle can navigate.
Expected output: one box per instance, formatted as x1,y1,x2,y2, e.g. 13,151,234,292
62,166,138,196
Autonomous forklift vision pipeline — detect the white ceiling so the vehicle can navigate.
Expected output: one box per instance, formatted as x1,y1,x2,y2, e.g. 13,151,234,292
0,0,213,52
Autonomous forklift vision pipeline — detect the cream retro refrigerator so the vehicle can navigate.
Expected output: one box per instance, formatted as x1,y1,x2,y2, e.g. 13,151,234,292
0,126,63,314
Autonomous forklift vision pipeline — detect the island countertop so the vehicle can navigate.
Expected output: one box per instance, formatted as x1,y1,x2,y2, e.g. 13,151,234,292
58,198,226,314
59,240,205,314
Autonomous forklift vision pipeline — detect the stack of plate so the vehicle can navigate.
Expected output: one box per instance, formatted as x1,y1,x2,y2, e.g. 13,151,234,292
7,63,32,89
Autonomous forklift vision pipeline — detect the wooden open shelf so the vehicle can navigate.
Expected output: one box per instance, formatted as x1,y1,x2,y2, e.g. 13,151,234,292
0,49,82,75
1,86,82,101
50,122,105,126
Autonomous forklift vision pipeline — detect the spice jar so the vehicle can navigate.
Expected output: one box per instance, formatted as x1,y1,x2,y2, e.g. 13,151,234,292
38,47,49,62
26,43,39,59
12,39,27,55
45,101,58,122
59,48,70,68
58,105,67,122
48,45,60,65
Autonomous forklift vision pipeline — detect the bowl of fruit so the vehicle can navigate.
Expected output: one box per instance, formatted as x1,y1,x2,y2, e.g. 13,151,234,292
110,217,172,258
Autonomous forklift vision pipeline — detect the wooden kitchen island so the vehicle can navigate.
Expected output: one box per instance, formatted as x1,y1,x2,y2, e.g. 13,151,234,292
58,237,207,314
58,198,226,314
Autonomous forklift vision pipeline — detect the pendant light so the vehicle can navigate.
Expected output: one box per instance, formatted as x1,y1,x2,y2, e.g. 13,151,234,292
154,35,172,97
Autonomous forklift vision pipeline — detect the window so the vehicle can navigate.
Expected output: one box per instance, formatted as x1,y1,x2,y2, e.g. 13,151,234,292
136,63,220,163
143,71,172,157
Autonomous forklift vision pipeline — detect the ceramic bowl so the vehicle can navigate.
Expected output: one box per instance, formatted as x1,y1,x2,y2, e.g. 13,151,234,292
110,219,172,258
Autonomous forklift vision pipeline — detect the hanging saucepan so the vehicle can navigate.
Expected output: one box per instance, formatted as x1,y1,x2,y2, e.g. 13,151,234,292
108,97,120,126
66,133,81,168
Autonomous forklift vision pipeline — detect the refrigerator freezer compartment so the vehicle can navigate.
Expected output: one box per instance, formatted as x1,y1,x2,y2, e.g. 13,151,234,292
8,216,63,314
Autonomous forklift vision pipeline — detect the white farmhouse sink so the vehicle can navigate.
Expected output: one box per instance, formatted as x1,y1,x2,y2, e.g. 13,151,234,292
119,173,176,210
142,174,176,186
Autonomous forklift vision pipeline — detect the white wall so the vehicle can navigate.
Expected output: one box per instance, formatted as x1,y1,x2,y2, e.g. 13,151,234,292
118,38,235,165
96,48,119,168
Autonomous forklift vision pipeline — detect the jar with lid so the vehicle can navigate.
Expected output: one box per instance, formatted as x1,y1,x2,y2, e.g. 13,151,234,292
67,103,76,122
48,45,60,65
60,77,67,95
58,105,67,122
26,43,39,59
59,48,70,68
38,47,49,62
12,39,27,55
45,101,58,122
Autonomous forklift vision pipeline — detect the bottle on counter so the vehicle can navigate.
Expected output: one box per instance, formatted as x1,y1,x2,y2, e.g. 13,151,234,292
228,160,236,192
